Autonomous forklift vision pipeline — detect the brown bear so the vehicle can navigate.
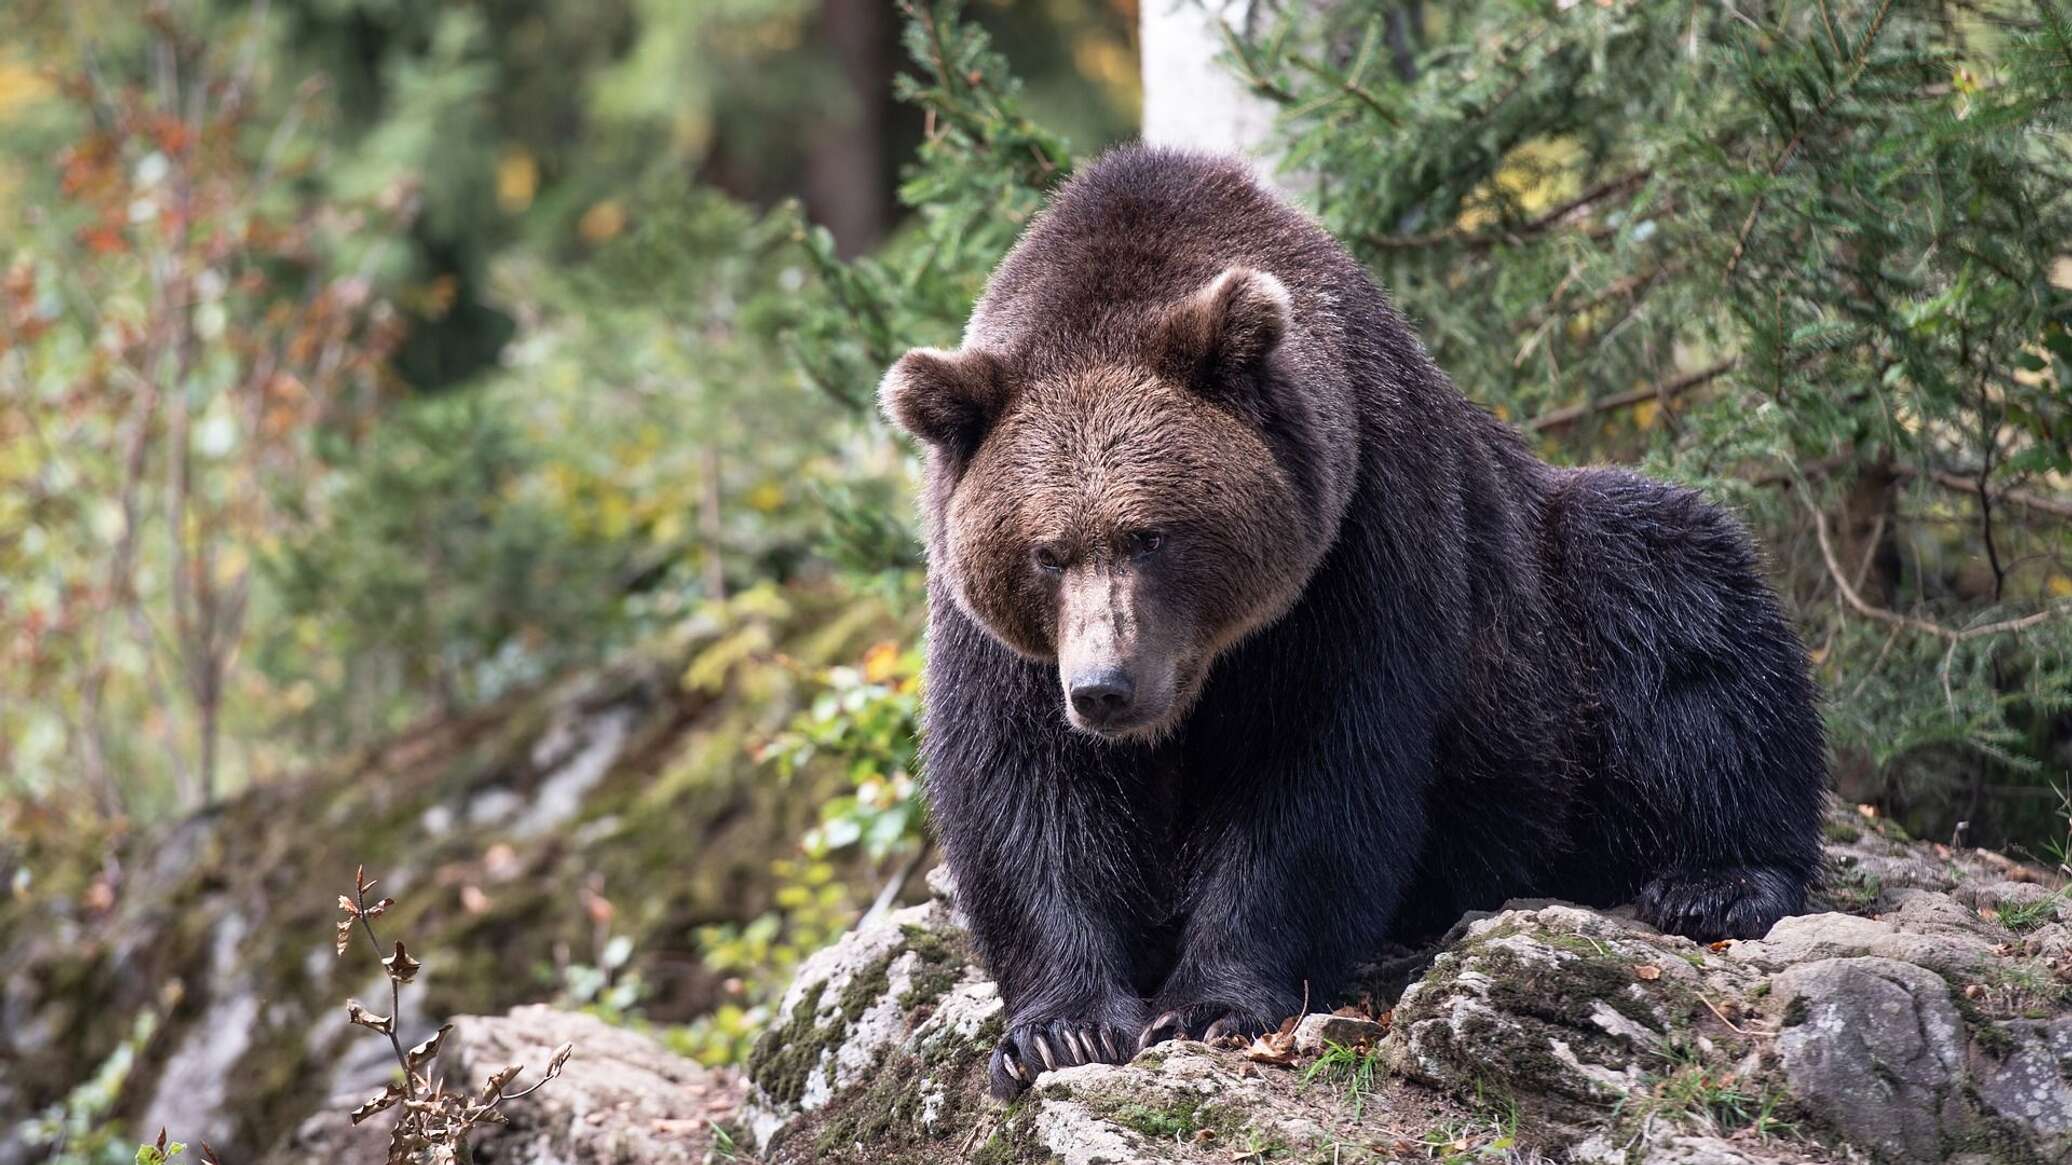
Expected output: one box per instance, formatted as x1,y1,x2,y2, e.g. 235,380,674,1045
879,145,1826,1099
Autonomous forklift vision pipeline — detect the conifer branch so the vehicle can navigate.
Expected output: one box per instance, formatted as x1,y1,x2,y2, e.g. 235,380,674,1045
1725,0,1897,278
1366,169,1654,252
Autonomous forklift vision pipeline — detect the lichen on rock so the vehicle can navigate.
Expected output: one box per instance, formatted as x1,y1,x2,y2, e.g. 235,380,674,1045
735,814,2072,1165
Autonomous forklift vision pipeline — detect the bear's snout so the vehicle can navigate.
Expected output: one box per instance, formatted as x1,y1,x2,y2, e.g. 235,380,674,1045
1067,666,1137,726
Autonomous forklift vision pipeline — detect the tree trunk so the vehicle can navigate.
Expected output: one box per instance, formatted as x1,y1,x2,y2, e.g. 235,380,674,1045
805,0,895,257
1140,1,1287,162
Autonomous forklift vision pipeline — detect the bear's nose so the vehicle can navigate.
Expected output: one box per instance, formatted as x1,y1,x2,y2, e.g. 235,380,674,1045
1068,668,1136,723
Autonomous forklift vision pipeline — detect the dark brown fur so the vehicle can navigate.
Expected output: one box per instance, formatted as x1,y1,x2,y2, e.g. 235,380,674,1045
880,146,1828,1099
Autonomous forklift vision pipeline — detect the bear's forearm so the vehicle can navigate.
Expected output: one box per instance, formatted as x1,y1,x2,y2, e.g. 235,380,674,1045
922,601,1170,1019
1152,725,1431,1029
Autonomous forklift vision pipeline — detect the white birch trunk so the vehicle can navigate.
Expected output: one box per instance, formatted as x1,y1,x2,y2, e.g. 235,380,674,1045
1140,1,1283,158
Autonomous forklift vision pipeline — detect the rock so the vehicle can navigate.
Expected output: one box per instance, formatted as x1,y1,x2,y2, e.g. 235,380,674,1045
1383,903,1754,1109
277,1006,743,1165
445,1006,743,1163
1770,957,1971,1162
1971,1016,2072,1145
1291,1012,1388,1055
1729,899,1999,976
741,812,2072,1163
740,898,1502,1163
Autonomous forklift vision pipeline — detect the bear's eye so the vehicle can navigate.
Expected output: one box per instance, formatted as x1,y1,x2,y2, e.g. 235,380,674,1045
1127,530,1165,560
1032,546,1065,575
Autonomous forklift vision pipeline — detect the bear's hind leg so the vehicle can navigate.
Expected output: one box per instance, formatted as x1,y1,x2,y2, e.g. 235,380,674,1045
1599,665,1825,943
1553,471,1827,944
1598,620,1827,943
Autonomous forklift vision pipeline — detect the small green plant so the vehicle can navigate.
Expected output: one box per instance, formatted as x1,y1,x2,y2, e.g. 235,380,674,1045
763,641,925,862
1636,1037,1796,1141
1416,1112,1518,1162
1996,886,2071,933
671,642,925,1067
1300,1039,1385,1117
132,1131,211,1165
2038,783,2071,876
337,866,572,1162
707,1121,744,1161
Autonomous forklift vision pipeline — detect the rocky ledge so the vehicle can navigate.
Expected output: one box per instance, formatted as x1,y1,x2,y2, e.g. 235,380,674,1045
336,813,2069,1164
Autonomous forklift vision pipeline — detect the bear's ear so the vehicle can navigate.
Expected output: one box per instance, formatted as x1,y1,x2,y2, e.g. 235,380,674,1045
878,346,1008,457
1151,267,1292,395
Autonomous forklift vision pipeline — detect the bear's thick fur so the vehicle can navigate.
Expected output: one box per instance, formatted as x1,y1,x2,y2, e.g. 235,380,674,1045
879,146,1826,1099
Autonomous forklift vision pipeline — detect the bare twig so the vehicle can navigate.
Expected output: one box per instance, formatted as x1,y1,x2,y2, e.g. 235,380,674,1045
1920,468,2072,519
1802,488,2071,712
1526,358,1739,433
1805,493,2069,642
1698,992,1774,1038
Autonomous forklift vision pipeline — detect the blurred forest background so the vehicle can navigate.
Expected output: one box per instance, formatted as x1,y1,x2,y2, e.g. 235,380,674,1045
2,0,2069,1158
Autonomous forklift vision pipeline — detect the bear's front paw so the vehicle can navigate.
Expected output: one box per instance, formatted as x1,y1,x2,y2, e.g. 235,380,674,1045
989,1018,1140,1099
1638,864,1803,943
1136,1000,1278,1051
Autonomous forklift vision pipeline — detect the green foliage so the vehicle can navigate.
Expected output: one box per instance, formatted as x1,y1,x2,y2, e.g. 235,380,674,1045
1233,0,2072,845
766,642,926,861
263,394,629,745
669,642,923,1066
783,0,1074,412
670,857,860,1066
22,1010,159,1165
1,3,405,813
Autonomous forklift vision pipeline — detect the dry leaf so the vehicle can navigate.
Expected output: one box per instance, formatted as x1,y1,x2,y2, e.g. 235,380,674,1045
335,918,356,957
347,999,394,1032
1633,964,1663,981
384,941,421,983
349,1081,404,1124
482,1063,524,1102
407,1023,454,1071
1241,1015,1300,1067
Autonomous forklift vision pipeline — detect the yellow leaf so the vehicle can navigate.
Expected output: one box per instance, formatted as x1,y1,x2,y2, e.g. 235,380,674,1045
496,148,538,213
580,199,627,244
862,641,901,684
0,61,53,118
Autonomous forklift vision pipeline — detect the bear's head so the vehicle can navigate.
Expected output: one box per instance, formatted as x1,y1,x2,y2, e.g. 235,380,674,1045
881,266,1348,741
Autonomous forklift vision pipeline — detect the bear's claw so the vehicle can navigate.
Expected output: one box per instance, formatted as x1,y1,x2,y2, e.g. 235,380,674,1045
1137,1002,1275,1050
988,1018,1138,1099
